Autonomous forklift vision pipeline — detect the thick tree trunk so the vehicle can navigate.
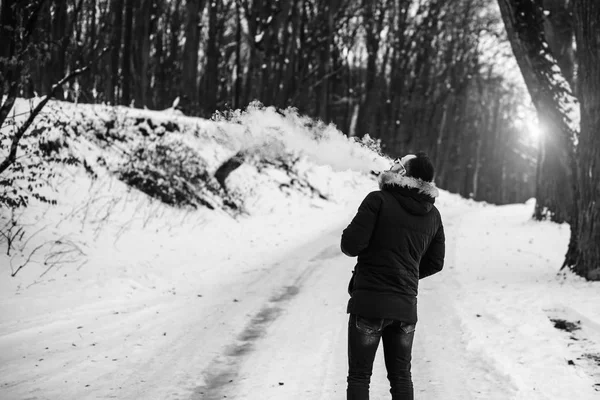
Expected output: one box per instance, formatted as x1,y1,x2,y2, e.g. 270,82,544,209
568,0,600,280
532,124,572,223
537,0,575,221
497,0,576,223
541,0,575,86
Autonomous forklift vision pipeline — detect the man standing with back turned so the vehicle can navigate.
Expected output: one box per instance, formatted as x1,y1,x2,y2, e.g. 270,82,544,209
341,152,445,400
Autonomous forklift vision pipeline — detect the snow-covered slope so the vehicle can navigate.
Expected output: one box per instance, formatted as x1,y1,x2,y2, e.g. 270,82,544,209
1,102,599,399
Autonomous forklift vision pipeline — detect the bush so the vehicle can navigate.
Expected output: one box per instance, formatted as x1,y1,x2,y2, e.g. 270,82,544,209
117,135,222,209
0,112,88,208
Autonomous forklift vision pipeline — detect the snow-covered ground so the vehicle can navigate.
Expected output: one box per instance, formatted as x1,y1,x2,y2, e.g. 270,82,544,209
1,103,599,399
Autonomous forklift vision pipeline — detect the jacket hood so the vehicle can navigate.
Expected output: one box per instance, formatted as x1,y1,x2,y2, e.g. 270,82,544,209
377,171,439,215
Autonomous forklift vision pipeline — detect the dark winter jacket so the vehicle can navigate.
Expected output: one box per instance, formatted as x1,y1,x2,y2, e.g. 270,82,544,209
341,171,445,323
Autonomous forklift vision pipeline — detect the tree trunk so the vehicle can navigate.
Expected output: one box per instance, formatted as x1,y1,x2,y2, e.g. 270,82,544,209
568,0,600,280
497,0,576,223
50,0,68,100
0,0,19,130
357,0,388,137
273,1,292,108
167,0,183,105
121,0,134,105
133,0,152,108
532,119,572,223
108,0,124,104
181,0,204,113
153,14,165,108
202,0,220,117
279,1,301,108
89,0,98,101
315,1,341,121
233,0,242,109
541,0,575,86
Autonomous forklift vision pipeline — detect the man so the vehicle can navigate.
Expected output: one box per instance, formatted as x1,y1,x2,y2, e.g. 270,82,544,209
341,152,445,400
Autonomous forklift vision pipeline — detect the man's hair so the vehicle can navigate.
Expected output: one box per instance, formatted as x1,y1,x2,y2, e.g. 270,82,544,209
406,152,434,182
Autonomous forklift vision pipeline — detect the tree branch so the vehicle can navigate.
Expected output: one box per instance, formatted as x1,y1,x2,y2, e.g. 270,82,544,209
0,66,88,176
0,47,108,177
11,242,45,277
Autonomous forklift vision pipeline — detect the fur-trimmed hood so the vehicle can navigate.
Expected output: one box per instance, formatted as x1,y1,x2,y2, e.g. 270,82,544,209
378,171,439,198
377,171,439,215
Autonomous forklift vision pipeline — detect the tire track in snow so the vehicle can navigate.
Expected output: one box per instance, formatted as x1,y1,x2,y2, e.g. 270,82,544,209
194,243,341,400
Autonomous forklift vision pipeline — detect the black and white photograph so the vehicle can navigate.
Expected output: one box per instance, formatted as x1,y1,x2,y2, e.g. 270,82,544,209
1,0,599,399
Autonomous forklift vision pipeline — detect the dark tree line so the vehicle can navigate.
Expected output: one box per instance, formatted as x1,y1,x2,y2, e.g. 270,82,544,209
1,0,539,206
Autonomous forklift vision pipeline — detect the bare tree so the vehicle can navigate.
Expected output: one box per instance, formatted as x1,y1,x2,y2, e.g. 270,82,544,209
181,0,206,112
201,0,224,117
108,0,125,104
356,0,392,137
121,0,134,105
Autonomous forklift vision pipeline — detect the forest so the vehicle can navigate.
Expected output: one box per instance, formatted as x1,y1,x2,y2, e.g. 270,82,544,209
0,0,598,280
2,0,539,203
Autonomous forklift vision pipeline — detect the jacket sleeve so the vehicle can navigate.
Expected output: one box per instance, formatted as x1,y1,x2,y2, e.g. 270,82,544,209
419,223,445,279
341,191,382,257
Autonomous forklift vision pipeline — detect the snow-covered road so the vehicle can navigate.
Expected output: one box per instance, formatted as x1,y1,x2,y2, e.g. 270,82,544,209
4,101,600,400
193,210,513,400
2,208,512,400
2,190,599,400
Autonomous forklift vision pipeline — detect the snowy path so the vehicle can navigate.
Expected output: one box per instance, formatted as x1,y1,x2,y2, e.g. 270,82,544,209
3,102,599,399
195,210,513,400
3,199,599,400
1,209,514,400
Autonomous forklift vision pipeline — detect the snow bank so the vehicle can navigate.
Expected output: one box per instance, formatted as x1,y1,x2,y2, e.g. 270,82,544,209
1,98,390,288
1,99,389,211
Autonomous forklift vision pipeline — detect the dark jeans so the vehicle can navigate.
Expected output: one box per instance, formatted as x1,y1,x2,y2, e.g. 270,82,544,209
347,314,415,400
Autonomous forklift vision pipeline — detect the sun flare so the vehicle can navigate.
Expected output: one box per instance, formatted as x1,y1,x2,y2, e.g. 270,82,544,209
524,119,544,142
